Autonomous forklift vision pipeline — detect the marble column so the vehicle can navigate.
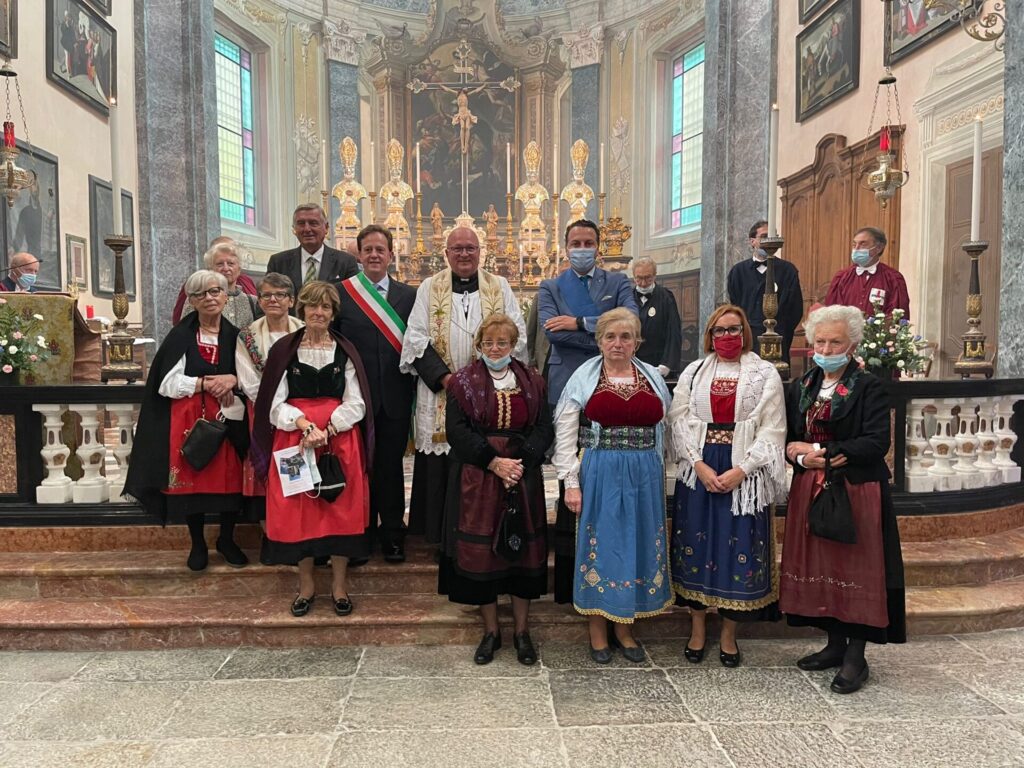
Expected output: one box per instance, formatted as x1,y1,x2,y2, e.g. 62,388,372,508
998,17,1022,376
571,64,600,221
323,21,364,230
699,0,777,323
134,0,220,342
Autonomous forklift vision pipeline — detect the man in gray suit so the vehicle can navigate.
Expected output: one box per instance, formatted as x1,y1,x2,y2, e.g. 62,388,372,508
537,219,638,405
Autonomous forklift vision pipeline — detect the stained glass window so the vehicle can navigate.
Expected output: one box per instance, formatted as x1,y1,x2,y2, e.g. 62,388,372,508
215,33,256,226
670,42,704,230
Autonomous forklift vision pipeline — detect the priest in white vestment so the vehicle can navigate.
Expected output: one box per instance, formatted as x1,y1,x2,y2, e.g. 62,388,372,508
400,226,527,543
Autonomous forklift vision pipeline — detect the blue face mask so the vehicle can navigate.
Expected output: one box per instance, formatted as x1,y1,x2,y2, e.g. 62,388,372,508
481,353,511,371
568,248,597,274
813,351,850,373
754,247,768,260
851,248,873,268
16,272,36,290
635,283,655,295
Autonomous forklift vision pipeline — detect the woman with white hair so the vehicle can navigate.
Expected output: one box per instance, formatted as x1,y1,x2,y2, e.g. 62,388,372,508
180,241,261,329
780,304,906,695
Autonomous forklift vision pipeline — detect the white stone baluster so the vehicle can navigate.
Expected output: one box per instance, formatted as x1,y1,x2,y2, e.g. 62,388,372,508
952,402,982,489
105,404,136,502
928,398,961,491
993,396,1021,483
70,404,110,503
973,397,1000,485
32,404,73,503
905,402,933,493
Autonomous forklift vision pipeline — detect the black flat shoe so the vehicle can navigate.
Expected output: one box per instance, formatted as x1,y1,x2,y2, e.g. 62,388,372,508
258,535,272,566
683,642,706,664
290,594,315,617
830,663,869,694
719,644,742,668
331,594,354,616
187,546,209,572
382,542,406,564
216,538,249,568
513,632,538,666
621,643,646,663
589,645,614,664
474,632,502,665
797,649,846,671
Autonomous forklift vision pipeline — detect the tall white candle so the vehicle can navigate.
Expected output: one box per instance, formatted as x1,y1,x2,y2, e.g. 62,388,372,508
368,140,375,190
553,143,559,192
970,115,983,241
109,98,123,233
599,142,605,194
519,243,524,274
767,104,779,237
415,141,421,194
506,143,512,194
321,138,328,192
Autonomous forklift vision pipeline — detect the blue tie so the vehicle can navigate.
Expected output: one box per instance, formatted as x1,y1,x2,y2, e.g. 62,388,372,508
376,284,385,293
580,275,591,291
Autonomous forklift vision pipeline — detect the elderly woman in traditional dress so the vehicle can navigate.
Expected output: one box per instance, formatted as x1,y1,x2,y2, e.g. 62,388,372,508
181,240,261,329
124,270,249,570
252,281,373,617
554,307,674,663
441,314,553,665
668,305,787,668
780,304,906,694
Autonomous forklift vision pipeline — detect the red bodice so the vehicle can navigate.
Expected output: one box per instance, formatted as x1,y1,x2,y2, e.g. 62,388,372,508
583,371,663,427
710,378,737,423
483,388,529,432
805,397,835,442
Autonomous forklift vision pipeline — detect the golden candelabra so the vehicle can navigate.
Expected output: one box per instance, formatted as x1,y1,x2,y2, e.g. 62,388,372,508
408,191,426,282
598,192,606,226
549,192,560,277
100,235,143,383
367,191,378,225
504,192,516,258
953,239,994,379
757,235,790,380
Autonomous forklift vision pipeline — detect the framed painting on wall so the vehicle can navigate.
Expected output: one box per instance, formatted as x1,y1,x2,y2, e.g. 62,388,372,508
88,176,135,299
0,142,62,291
799,0,833,25
796,0,860,122
84,0,110,15
884,1,959,65
66,234,86,288
0,0,18,59
45,0,116,116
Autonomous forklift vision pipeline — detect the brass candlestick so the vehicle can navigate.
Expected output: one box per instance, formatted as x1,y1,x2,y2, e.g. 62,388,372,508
599,207,633,272
757,235,790,380
549,193,560,278
504,192,516,258
100,234,143,383
367,191,378,225
953,240,994,379
598,192,606,226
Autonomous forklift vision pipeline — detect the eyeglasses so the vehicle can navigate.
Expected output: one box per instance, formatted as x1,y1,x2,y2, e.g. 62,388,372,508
259,292,292,301
480,340,512,350
188,287,225,299
710,325,743,338
448,246,479,255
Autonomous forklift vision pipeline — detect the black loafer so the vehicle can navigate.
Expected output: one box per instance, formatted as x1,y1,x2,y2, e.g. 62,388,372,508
332,594,354,616
347,556,369,568
797,650,846,671
830,663,869,694
187,546,209,572
258,535,272,566
683,643,706,664
621,643,646,663
382,542,406,564
719,644,742,668
513,632,538,666
216,538,249,568
590,645,614,664
474,632,502,664
290,595,315,617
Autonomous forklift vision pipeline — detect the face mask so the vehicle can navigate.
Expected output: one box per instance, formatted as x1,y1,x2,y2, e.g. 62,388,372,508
16,272,36,289
754,248,768,261
851,248,873,268
713,335,743,359
813,351,850,373
635,283,655,295
568,248,597,274
481,353,511,371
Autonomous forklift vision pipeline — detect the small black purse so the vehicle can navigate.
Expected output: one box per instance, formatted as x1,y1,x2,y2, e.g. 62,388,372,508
493,484,527,561
313,452,347,502
808,452,857,544
180,394,228,471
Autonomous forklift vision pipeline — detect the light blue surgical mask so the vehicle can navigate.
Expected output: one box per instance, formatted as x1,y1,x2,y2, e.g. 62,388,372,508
754,247,768,260
16,272,36,290
635,283,655,295
568,248,597,274
851,248,873,268
481,353,511,371
813,351,850,374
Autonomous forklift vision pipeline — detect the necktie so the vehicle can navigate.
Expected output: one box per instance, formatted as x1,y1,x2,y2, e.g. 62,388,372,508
304,257,317,284
376,284,385,293
580,275,591,291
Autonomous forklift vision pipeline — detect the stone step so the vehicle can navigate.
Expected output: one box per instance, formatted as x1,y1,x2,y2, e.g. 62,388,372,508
900,526,1024,586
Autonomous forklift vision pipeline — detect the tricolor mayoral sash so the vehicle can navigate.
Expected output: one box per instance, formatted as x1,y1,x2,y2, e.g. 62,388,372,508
341,272,406,354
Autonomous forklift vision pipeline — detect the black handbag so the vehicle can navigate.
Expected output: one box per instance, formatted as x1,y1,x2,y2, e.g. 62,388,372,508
808,452,857,544
179,394,228,471
493,484,527,561
312,452,346,502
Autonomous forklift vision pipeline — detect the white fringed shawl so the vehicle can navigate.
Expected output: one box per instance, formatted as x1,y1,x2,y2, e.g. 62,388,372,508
667,352,788,515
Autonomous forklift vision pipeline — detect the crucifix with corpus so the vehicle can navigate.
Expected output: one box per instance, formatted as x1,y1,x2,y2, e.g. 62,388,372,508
407,39,520,215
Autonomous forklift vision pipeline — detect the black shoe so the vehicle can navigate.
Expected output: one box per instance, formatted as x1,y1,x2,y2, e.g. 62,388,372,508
589,645,614,664
719,643,741,668
382,541,406,564
830,663,869,694
216,538,249,568
797,649,846,671
187,545,209,572
259,535,272,566
314,555,331,567
332,594,354,616
290,594,315,617
513,632,538,666
347,557,370,568
620,642,646,663
683,642,706,664
474,632,502,664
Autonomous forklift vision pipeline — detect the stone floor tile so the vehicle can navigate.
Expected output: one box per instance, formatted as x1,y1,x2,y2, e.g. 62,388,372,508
149,736,335,768
841,719,1024,768
358,644,541,677
0,741,156,768
0,683,51,727
0,652,94,682
802,665,1003,720
956,628,1024,662
561,724,728,768
342,677,554,730
540,641,654,670
645,639,819,669
865,634,986,666
548,669,688,727
327,729,566,767
74,649,231,681
668,667,834,723
945,664,1024,715
215,646,361,679
2,682,190,741
157,678,351,737
714,723,857,768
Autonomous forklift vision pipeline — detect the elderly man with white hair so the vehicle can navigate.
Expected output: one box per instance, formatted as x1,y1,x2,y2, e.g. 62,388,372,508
631,256,682,377
180,240,261,329
1,252,41,292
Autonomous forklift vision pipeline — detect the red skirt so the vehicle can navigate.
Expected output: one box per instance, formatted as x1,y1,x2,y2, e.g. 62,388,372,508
779,469,889,629
164,393,242,496
241,401,266,498
265,397,369,545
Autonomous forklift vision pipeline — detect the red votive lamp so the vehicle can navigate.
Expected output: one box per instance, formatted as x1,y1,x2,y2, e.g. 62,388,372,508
2,122,14,148
879,127,890,153
86,305,95,319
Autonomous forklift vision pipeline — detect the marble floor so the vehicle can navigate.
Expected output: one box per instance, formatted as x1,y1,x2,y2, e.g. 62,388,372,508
0,629,1022,767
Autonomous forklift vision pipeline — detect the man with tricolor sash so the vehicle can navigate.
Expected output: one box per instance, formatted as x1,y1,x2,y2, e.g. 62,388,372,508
334,225,417,563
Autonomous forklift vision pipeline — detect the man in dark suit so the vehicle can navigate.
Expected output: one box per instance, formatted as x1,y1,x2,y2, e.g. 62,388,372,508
632,256,682,377
333,225,416,563
0,252,40,292
537,219,638,404
267,204,359,306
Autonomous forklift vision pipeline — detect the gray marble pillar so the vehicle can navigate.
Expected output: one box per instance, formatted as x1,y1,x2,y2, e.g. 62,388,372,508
571,64,600,221
998,18,1023,376
699,0,776,324
327,61,360,229
135,0,220,342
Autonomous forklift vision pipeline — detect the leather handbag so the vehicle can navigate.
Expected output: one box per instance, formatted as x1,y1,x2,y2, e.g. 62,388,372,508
493,484,527,561
180,393,228,471
808,451,857,544
313,452,346,502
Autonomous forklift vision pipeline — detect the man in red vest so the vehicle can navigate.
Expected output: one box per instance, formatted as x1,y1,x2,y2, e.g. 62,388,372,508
825,226,910,318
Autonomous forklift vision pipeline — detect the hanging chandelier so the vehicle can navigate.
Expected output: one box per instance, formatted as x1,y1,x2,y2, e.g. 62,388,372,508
863,71,909,209
883,0,1005,51
0,62,33,208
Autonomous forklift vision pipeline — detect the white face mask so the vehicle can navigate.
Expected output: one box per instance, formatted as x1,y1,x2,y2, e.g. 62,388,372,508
635,283,655,295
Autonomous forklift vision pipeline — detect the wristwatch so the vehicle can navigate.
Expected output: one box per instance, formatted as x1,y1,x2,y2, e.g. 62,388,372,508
575,317,584,331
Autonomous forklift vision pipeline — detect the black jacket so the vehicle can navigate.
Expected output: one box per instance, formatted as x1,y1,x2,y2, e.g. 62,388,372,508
634,284,682,375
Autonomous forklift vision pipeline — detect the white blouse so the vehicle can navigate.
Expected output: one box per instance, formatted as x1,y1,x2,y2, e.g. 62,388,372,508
234,330,289,401
157,330,245,420
268,343,365,433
